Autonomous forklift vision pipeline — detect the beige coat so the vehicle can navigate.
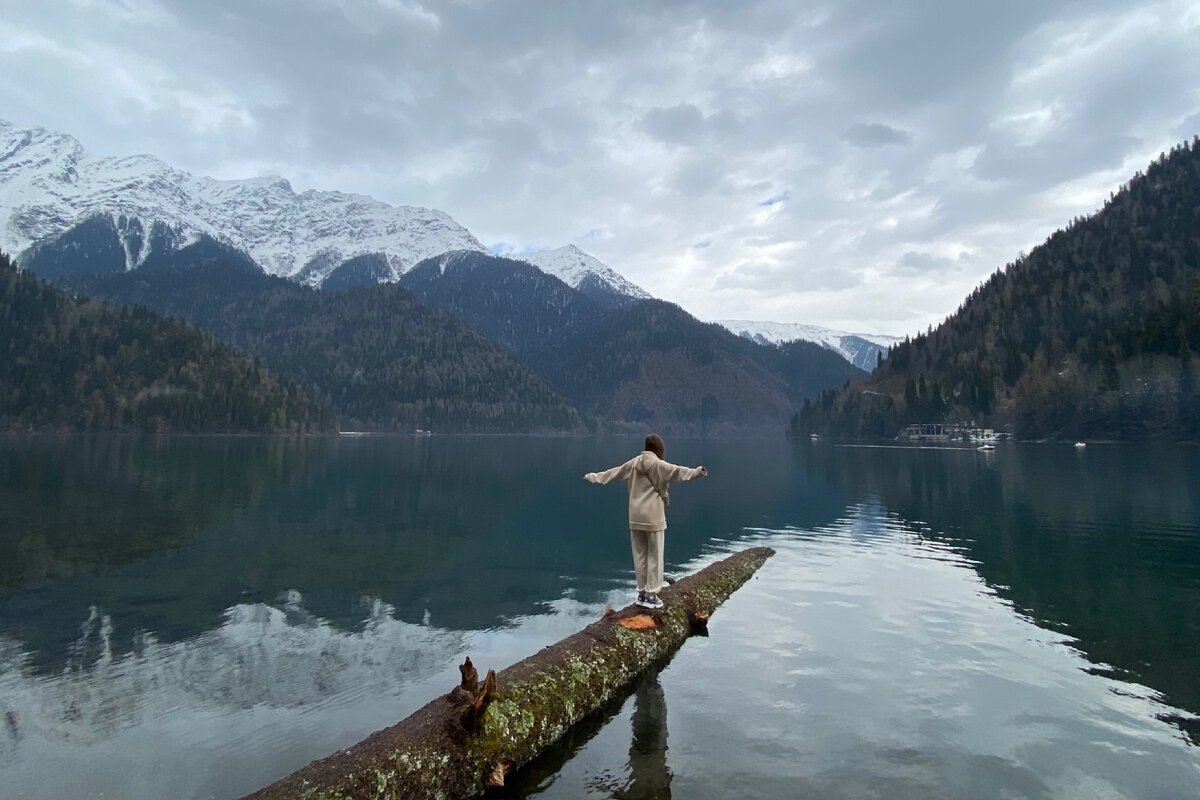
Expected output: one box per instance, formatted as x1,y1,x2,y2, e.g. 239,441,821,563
584,450,706,531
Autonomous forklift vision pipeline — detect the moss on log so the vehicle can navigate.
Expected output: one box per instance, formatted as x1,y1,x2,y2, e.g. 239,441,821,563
240,546,775,800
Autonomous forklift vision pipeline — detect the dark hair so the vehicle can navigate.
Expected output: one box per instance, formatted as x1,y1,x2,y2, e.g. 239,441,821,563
644,434,665,457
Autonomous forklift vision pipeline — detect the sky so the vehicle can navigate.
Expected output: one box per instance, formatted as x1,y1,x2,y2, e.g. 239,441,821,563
2,0,1199,336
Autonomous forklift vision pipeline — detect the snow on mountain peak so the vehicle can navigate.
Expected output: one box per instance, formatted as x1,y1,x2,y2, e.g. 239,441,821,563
515,244,652,300
713,319,902,372
0,120,487,283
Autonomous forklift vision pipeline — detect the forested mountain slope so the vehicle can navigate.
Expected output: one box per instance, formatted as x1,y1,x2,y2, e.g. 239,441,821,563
401,251,862,432
1,252,333,433
55,252,585,433
793,138,1200,441
534,298,860,430
32,233,860,434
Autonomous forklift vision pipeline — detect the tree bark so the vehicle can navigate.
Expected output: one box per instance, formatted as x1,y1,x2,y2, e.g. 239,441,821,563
240,546,775,800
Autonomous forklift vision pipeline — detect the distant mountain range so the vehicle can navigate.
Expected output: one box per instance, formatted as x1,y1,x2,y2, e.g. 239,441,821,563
0,119,876,433
0,121,648,305
7,117,1190,440
0,121,484,283
41,246,859,434
396,250,861,429
1,119,890,371
713,320,900,372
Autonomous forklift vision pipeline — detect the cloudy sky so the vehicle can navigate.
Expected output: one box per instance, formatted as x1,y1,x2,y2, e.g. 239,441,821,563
2,0,1199,335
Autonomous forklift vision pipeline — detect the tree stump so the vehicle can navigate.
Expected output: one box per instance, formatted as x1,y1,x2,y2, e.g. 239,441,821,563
240,546,774,800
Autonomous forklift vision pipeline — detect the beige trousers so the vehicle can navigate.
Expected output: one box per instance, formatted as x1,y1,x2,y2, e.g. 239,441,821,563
630,529,665,593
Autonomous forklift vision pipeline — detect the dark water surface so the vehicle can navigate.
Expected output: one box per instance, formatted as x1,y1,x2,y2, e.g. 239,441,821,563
1,435,1197,799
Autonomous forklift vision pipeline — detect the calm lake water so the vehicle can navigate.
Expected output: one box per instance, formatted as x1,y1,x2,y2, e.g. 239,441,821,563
1,435,1198,799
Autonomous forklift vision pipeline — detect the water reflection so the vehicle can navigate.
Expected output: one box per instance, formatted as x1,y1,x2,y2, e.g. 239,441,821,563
607,670,672,800
0,589,469,799
800,441,1200,744
510,507,1199,800
4,435,1199,799
0,434,264,590
0,434,845,676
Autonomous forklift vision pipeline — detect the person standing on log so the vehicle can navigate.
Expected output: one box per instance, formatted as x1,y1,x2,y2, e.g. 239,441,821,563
584,434,707,609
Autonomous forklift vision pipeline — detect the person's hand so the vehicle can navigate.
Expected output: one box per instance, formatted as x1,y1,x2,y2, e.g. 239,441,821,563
698,466,708,477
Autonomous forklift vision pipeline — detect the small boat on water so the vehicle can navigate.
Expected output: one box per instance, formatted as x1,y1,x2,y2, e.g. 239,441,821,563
1074,441,1087,448
977,444,996,451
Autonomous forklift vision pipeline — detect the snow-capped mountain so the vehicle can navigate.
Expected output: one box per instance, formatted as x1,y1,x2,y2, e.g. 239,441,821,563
514,244,652,304
714,319,901,372
0,120,487,284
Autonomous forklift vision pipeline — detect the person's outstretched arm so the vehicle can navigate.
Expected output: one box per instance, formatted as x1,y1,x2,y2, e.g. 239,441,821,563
658,461,707,483
584,458,635,484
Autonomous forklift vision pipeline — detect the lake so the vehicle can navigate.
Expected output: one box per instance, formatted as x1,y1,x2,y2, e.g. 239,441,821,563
1,434,1198,799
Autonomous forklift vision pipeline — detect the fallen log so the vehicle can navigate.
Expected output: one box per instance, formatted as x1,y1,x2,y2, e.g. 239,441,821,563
241,546,775,800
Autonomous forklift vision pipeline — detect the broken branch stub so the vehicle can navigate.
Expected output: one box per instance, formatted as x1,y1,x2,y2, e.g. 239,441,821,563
462,668,497,733
459,656,478,693
240,545,774,800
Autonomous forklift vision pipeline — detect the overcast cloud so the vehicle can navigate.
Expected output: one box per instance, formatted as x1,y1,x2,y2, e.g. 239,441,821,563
2,0,1198,335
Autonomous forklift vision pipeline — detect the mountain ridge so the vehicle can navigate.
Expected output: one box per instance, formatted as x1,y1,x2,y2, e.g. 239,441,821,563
714,319,901,372
399,250,863,432
513,244,652,307
0,120,487,284
4,120,889,369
